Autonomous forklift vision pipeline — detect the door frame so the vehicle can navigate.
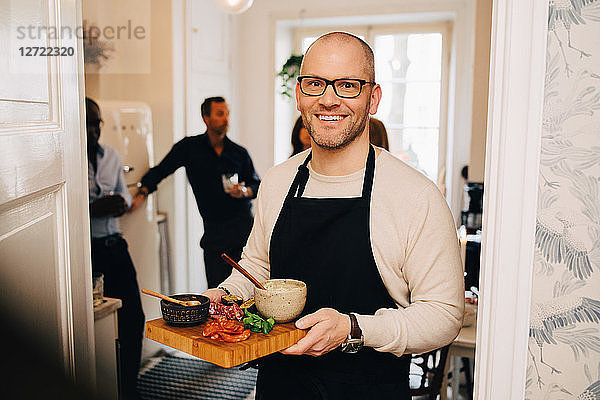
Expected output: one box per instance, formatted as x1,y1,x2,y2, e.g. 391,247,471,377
475,0,549,398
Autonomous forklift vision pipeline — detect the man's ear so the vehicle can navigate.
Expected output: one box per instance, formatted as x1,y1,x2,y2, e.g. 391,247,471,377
295,82,302,112
369,84,382,115
202,115,209,126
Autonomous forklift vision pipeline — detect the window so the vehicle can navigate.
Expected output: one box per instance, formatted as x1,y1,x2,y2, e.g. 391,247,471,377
373,31,444,181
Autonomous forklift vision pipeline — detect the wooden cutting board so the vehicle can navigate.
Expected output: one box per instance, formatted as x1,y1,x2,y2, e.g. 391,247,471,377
145,318,307,368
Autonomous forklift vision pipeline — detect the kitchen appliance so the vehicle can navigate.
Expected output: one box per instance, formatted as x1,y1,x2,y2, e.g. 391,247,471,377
461,182,483,233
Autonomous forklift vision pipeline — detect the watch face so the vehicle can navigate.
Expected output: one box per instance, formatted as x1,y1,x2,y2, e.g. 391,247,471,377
341,337,364,353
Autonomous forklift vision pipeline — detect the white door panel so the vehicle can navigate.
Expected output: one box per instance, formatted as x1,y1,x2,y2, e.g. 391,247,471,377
0,186,70,366
0,0,51,104
0,0,93,390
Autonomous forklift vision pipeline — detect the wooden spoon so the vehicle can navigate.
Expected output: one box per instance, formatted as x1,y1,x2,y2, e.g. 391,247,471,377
221,253,267,290
141,288,202,306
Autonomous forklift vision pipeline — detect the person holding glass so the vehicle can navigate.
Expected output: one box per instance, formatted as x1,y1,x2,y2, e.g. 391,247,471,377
132,96,261,288
87,97,145,400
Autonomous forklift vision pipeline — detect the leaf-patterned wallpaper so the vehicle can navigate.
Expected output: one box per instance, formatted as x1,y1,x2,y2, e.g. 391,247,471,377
526,1,600,399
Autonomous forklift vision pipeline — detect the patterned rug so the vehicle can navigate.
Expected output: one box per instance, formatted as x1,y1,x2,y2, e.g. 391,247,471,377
137,353,257,400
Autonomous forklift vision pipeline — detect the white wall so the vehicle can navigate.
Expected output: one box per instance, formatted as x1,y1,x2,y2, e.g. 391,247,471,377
234,0,477,222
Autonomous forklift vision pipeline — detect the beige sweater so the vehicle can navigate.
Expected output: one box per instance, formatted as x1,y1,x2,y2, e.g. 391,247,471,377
220,148,464,356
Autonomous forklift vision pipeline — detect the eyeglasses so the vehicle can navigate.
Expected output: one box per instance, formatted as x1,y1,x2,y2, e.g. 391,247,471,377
297,76,376,98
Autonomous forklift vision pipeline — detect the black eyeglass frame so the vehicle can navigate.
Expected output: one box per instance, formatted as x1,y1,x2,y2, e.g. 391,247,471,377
297,75,377,99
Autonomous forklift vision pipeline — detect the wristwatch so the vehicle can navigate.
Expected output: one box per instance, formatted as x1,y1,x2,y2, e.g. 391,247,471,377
340,313,364,353
217,286,231,295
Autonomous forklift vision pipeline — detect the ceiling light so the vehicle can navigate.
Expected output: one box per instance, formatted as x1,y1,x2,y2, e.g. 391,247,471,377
214,0,254,14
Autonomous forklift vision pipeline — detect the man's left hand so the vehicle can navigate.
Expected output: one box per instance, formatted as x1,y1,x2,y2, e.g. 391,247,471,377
280,308,351,357
90,194,128,218
229,183,251,199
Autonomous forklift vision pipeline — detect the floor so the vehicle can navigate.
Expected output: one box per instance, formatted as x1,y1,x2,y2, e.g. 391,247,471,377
139,349,473,400
138,349,257,400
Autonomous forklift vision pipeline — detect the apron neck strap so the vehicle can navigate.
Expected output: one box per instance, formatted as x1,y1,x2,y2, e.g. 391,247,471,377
361,145,376,200
285,152,312,200
286,145,376,201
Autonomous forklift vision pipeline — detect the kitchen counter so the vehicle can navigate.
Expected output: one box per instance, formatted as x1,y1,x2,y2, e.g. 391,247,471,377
94,297,122,399
94,297,122,320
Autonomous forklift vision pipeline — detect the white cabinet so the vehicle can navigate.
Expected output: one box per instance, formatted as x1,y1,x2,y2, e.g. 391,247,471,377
94,298,122,400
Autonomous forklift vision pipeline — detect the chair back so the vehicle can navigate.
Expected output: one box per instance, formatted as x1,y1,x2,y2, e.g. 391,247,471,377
409,344,451,400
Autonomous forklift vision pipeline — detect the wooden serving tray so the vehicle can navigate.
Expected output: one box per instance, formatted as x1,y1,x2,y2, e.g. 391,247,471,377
145,318,307,368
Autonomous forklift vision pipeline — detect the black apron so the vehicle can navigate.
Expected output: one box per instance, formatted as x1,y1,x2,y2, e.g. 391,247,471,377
256,146,411,400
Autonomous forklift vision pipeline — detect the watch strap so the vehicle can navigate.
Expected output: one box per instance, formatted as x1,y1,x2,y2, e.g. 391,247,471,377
348,313,362,339
217,286,231,295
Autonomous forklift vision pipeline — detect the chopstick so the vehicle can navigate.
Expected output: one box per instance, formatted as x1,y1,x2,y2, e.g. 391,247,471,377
220,253,266,290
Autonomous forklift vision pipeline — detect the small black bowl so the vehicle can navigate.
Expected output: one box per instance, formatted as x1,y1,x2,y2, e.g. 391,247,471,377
160,294,210,327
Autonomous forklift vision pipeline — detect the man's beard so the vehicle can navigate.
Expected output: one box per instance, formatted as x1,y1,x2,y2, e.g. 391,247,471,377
303,110,369,150
211,123,228,136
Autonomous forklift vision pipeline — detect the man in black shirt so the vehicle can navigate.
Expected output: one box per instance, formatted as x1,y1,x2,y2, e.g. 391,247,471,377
132,97,260,288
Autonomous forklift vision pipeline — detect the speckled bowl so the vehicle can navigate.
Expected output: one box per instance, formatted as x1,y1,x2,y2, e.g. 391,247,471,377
254,279,307,323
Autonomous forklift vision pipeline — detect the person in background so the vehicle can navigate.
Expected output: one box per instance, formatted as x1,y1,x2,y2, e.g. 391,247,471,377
369,117,389,150
132,97,260,288
87,97,145,400
291,115,312,156
204,32,464,399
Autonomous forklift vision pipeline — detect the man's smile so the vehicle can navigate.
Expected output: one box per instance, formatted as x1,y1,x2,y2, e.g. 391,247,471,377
316,114,348,122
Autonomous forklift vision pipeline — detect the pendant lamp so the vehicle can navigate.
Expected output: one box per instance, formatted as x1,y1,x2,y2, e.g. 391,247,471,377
214,0,254,14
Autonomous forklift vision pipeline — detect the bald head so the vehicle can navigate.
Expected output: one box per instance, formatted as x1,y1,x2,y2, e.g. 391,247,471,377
302,32,375,81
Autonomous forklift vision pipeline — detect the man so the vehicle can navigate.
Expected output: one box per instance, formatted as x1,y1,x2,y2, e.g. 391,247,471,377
132,97,260,288
204,32,464,399
87,97,145,400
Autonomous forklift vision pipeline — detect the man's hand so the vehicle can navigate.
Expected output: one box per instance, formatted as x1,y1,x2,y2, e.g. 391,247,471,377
90,194,128,218
129,187,148,213
281,308,351,357
228,183,252,199
202,288,227,303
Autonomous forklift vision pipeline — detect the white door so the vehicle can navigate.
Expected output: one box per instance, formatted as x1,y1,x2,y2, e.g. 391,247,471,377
0,0,94,389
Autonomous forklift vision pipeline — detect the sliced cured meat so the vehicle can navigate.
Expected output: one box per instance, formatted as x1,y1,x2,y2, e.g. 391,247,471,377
219,329,251,343
220,320,244,334
202,321,223,337
209,302,244,321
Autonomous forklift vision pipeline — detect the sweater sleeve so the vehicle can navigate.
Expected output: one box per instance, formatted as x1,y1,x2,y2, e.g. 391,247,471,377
218,175,272,297
356,184,465,356
114,151,132,207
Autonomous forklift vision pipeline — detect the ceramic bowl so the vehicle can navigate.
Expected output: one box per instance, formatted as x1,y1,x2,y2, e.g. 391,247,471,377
160,294,209,327
254,279,307,323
